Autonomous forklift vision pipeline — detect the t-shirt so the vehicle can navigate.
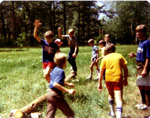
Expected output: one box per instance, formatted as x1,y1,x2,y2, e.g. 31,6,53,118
100,53,127,82
136,39,150,62
101,47,105,57
49,67,65,95
62,35,78,48
92,45,98,59
41,39,59,62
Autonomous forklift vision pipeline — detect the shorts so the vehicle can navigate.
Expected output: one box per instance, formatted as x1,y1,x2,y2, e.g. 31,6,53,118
92,57,97,62
42,62,55,69
106,81,123,90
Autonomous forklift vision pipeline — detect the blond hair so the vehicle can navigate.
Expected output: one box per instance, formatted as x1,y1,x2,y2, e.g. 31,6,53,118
54,53,67,68
68,29,74,34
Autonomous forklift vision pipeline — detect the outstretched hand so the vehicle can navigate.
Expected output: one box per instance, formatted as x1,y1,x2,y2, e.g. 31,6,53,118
68,89,76,95
128,52,136,58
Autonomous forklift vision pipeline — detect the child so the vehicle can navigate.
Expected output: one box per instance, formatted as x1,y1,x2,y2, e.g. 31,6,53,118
128,24,150,109
104,34,111,47
33,20,60,83
96,40,106,62
98,44,128,118
58,27,79,78
86,39,99,80
46,52,76,118
55,38,63,47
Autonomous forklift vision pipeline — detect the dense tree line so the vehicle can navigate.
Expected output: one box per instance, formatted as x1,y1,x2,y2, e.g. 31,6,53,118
0,1,149,47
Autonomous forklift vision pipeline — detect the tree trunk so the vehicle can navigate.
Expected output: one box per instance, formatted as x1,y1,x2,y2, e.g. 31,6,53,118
63,2,66,34
0,4,7,40
10,93,49,118
53,2,56,34
11,1,17,41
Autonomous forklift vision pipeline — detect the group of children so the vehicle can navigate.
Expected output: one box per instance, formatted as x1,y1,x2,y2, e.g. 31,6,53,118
33,20,150,118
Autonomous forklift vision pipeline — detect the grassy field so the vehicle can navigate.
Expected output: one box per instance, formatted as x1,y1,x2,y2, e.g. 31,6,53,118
0,45,150,118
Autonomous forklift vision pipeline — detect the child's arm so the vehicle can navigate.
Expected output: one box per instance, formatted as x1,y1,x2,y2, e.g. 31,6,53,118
96,50,99,59
128,52,136,58
53,82,76,95
33,20,42,42
64,82,74,88
96,56,103,63
72,44,78,57
122,64,128,86
98,68,105,92
141,58,150,77
58,27,64,39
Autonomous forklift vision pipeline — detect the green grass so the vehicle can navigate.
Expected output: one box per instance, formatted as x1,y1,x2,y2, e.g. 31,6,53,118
0,45,149,118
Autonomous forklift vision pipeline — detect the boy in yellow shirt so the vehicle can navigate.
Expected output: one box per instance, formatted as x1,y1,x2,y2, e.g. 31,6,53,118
98,44,128,118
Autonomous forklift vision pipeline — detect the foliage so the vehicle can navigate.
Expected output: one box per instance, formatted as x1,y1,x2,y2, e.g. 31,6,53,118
102,1,150,44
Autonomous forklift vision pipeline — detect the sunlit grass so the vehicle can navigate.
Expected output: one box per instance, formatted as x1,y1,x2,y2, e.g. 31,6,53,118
0,45,149,118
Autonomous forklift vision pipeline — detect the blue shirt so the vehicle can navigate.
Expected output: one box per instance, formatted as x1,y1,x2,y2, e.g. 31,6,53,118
92,45,98,59
41,39,59,62
136,39,150,62
49,67,65,95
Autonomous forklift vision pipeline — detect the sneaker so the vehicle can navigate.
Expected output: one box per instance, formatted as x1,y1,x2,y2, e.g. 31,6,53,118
135,103,148,110
86,75,92,80
109,112,115,118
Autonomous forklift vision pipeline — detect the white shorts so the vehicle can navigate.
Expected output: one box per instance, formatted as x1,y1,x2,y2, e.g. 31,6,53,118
136,75,150,86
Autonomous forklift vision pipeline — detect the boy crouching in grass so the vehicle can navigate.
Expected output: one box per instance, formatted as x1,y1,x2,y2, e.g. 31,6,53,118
98,44,128,118
46,52,76,118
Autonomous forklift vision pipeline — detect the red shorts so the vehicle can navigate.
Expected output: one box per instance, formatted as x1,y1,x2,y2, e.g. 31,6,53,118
138,86,150,90
42,62,55,69
106,81,123,90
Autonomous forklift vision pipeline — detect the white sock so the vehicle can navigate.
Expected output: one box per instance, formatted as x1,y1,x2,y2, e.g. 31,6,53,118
116,106,122,118
109,99,115,116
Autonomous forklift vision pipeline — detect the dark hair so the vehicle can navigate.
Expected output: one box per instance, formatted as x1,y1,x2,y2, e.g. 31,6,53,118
105,43,116,54
99,40,106,46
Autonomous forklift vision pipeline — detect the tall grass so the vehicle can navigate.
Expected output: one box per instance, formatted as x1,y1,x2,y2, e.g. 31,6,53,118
0,45,149,118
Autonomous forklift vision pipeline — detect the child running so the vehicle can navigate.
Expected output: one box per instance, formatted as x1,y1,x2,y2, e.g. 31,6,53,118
58,27,79,78
128,24,150,109
98,44,128,118
86,39,99,80
46,52,76,118
33,20,60,83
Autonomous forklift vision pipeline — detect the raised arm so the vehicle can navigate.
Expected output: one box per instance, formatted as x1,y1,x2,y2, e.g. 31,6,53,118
33,20,42,42
58,27,64,39
53,82,76,95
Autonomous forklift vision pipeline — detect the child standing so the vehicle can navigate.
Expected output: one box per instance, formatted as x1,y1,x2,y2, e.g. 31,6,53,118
98,44,128,118
86,39,99,80
96,40,106,62
33,20,60,83
58,27,79,78
46,52,76,118
128,24,150,109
